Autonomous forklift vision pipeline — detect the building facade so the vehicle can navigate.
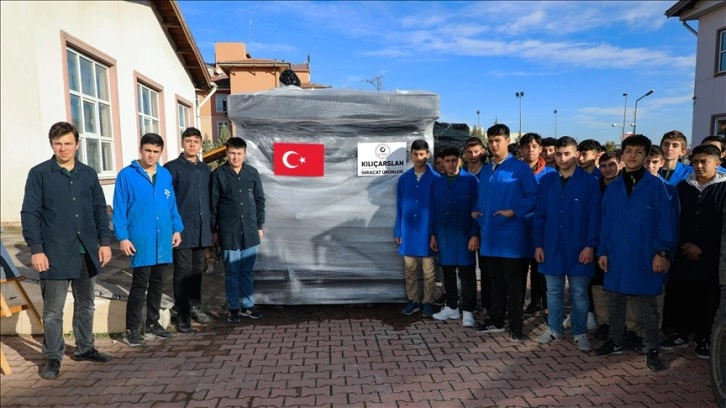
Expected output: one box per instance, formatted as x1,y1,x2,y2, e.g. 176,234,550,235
0,0,210,225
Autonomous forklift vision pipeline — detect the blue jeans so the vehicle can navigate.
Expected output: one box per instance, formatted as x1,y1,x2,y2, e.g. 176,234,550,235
222,246,259,310
545,274,591,336
40,255,96,361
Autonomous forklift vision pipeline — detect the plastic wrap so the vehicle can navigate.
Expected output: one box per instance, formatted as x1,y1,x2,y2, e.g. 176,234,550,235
227,87,439,304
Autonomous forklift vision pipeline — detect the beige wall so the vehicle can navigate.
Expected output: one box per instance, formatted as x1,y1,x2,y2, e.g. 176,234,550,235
0,1,198,225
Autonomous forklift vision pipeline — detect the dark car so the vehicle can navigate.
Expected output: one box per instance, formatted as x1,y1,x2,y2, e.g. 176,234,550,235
713,204,726,408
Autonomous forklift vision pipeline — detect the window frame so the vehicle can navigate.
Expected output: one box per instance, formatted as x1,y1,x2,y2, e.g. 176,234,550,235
177,97,192,139
215,94,228,114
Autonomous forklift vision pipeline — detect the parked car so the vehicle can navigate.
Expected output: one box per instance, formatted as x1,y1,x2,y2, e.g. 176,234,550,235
712,204,726,408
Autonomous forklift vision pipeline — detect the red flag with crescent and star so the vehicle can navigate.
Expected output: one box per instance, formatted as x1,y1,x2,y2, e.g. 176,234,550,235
273,142,325,177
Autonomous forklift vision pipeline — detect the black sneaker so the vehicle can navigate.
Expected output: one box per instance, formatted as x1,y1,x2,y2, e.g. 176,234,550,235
240,307,262,319
191,306,212,324
661,334,689,350
623,330,643,351
695,339,711,359
124,329,146,347
509,331,527,343
176,316,193,333
646,349,664,372
40,359,60,379
74,347,112,363
594,324,610,341
227,309,241,323
475,320,505,333
145,323,173,340
594,339,623,356
523,303,540,317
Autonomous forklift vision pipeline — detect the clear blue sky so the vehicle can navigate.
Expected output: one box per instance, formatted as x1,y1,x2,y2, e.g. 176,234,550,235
178,1,696,145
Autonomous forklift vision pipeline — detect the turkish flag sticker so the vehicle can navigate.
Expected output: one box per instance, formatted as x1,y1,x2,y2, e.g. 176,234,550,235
273,142,325,177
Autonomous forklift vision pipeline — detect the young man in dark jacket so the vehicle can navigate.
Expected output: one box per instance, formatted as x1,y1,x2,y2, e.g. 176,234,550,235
21,122,113,379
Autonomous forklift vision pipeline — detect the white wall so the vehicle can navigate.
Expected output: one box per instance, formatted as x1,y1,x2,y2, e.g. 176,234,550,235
687,3,726,144
0,1,197,225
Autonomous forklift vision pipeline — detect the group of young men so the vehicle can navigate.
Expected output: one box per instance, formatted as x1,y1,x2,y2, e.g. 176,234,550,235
21,122,265,379
396,125,726,372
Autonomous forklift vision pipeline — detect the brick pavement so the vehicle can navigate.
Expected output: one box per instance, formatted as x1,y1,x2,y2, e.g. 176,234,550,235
0,306,717,408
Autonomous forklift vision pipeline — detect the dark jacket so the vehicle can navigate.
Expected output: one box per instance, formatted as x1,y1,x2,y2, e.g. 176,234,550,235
164,154,212,249
210,163,265,250
670,173,726,284
21,158,110,279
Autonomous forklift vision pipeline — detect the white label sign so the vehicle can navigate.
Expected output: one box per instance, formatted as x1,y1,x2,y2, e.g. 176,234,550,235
357,142,407,177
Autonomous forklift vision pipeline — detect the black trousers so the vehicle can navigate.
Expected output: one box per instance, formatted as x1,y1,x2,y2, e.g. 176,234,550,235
442,265,476,312
126,264,167,330
478,255,491,311
521,258,546,308
664,280,721,341
173,247,207,319
486,256,526,333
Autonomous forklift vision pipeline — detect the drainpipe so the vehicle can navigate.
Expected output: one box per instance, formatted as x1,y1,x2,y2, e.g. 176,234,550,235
196,82,218,129
682,21,697,36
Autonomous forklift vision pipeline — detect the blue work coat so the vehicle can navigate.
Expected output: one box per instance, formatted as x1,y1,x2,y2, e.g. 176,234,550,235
394,164,439,257
533,167,601,276
659,161,693,185
430,170,479,266
474,155,538,258
113,161,183,268
523,160,556,257
598,172,676,295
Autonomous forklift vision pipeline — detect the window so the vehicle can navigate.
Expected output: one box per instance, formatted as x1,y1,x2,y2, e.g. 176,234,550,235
216,94,228,113
178,103,190,138
714,114,726,136
217,121,231,137
67,48,115,174
137,83,160,136
719,29,726,74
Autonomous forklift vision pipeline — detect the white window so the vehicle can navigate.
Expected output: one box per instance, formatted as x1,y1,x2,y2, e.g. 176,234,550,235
217,121,230,137
137,83,160,136
178,103,190,138
216,94,228,113
719,29,726,74
67,48,114,174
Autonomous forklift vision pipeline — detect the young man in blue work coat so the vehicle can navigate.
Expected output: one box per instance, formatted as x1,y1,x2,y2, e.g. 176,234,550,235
472,124,538,342
533,136,601,352
395,139,440,317
430,147,480,327
114,133,184,347
594,135,677,372
659,130,693,185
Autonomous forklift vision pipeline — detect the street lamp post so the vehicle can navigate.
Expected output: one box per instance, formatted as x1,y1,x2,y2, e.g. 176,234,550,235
553,109,558,138
632,89,654,135
476,110,480,131
621,93,628,139
515,91,524,136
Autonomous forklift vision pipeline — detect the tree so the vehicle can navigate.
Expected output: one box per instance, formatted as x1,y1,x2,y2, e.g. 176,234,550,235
470,126,484,139
218,124,231,146
202,133,213,153
603,140,617,154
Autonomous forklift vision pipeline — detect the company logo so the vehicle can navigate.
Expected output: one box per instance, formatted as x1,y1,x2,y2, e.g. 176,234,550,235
375,144,390,159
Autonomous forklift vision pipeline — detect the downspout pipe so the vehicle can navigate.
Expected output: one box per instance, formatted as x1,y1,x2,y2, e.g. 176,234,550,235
196,82,219,129
682,20,698,36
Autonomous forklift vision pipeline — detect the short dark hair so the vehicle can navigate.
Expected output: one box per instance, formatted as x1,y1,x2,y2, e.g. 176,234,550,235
621,134,652,152
660,130,688,147
140,133,164,149
555,136,578,149
434,149,446,160
463,136,485,149
181,127,203,140
599,150,621,164
441,147,460,158
226,137,247,149
410,139,429,152
702,135,726,152
541,137,557,148
48,121,79,143
648,145,665,159
577,139,602,153
487,124,510,138
691,144,722,159
519,132,542,147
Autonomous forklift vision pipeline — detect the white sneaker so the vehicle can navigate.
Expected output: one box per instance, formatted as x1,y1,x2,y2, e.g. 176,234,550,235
587,312,598,331
574,334,592,351
433,306,461,321
536,327,562,344
563,315,572,329
462,311,475,327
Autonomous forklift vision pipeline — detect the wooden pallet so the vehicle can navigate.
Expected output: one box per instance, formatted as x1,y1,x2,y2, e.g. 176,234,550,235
1,276,43,375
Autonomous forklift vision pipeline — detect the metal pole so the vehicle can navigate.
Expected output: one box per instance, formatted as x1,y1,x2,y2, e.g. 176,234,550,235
516,92,524,136
476,110,480,130
632,89,654,135
621,93,628,139
554,109,558,138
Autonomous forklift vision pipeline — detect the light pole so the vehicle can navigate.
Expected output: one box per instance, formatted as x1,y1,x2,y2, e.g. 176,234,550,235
515,91,524,136
621,93,628,139
476,110,480,131
632,89,654,135
553,109,558,138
